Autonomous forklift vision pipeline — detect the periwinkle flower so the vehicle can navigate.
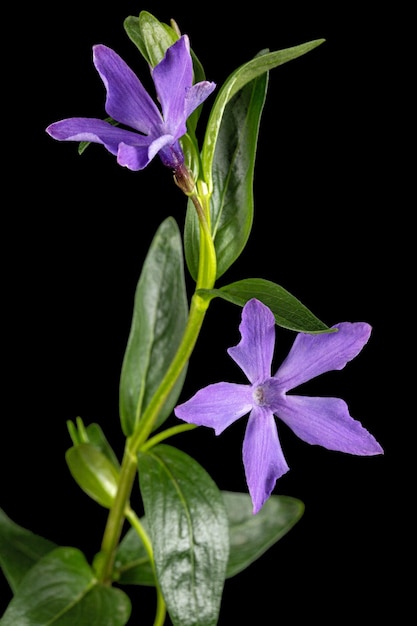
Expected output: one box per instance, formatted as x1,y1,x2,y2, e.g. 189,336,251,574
175,298,383,514
46,35,216,172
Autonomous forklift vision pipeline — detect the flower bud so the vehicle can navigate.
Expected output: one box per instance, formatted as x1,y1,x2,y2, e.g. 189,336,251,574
65,443,119,509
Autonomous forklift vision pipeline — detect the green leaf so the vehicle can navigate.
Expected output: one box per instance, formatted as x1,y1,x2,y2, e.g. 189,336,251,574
223,492,304,577
113,491,304,587
185,63,268,280
119,217,188,436
67,418,120,470
1,547,131,625
65,444,119,509
85,423,120,469
123,15,148,62
198,278,331,333
0,508,57,594
124,11,178,67
201,39,325,192
137,444,229,626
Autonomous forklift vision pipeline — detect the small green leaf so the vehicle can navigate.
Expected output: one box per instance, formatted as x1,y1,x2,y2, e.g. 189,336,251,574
185,63,268,280
137,11,178,66
85,422,121,469
222,492,304,577
198,278,331,333
1,547,131,625
67,418,120,469
137,444,229,626
114,525,155,587
65,444,119,508
123,15,148,62
0,508,57,593
201,39,325,191
119,217,188,436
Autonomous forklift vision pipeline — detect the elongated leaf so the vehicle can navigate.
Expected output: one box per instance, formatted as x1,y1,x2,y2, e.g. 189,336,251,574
137,444,229,626
201,39,325,190
119,217,188,436
185,66,268,280
223,491,304,577
198,278,331,333
0,508,57,593
1,547,131,625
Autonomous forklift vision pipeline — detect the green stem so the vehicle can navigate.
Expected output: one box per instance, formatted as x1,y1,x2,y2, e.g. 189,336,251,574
96,185,216,600
125,508,166,626
141,423,197,452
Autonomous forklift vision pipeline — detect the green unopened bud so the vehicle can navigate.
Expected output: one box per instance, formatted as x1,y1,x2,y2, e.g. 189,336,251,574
65,443,119,508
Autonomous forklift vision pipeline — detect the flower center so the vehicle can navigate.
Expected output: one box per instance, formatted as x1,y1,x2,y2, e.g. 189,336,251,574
253,385,266,406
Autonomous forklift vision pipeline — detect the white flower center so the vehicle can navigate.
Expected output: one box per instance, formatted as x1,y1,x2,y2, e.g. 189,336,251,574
253,385,266,406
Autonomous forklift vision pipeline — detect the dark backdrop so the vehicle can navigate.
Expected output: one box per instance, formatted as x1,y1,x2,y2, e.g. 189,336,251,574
2,1,404,623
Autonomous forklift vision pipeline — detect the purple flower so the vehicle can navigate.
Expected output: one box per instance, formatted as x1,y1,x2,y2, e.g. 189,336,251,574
175,298,383,514
46,36,216,172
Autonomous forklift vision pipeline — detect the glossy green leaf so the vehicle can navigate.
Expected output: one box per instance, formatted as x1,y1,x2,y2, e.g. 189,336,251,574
119,217,188,436
0,508,57,594
198,278,331,333
185,65,268,280
137,444,229,626
1,547,131,625
65,443,119,508
222,492,304,577
201,39,325,192
114,490,303,587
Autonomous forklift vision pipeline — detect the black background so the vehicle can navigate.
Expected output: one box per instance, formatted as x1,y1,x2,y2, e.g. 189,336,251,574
2,1,405,623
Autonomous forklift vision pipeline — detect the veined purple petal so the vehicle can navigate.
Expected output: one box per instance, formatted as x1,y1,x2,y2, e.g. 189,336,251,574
152,36,193,138
275,394,384,455
93,44,162,134
275,322,372,392
46,117,150,156
184,81,216,120
228,299,275,385
243,406,289,514
174,382,253,435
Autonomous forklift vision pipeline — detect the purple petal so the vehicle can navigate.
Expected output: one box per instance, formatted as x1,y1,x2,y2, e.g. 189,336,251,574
46,117,150,156
228,299,275,385
152,36,193,138
117,142,153,171
184,81,216,120
174,382,253,435
275,394,384,455
147,134,175,161
93,44,162,134
243,406,289,514
275,322,372,392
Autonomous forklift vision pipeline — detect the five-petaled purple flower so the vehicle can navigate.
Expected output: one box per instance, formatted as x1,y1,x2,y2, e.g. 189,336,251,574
46,36,216,172
175,298,383,514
